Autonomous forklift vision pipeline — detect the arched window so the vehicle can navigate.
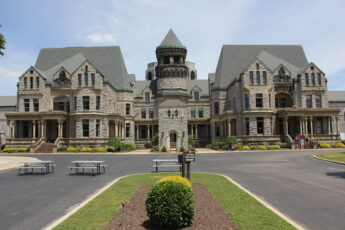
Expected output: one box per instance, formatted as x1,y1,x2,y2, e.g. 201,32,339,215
147,71,153,80
167,109,171,117
190,71,196,80
174,109,178,117
54,70,70,85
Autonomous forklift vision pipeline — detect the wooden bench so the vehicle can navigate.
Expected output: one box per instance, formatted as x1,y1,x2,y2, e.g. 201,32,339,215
18,166,48,175
152,159,181,172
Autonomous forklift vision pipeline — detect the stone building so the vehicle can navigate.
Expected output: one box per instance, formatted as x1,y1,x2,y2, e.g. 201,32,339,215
328,91,345,140
5,29,341,151
0,96,16,145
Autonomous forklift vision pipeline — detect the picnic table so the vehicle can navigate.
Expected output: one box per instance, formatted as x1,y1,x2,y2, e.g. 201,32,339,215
152,159,181,172
18,161,55,175
68,160,107,175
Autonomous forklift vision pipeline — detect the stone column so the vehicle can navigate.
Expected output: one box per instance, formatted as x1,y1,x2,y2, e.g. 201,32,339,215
328,117,332,134
310,118,314,135
336,117,339,134
299,117,303,134
195,124,198,139
191,124,194,137
283,117,288,135
147,125,150,139
228,120,231,137
304,118,308,134
122,123,125,138
32,120,36,138
57,120,63,138
135,125,139,139
13,121,17,138
115,121,118,138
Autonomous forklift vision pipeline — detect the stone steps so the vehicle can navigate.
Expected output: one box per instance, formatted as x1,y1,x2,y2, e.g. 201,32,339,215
36,143,55,153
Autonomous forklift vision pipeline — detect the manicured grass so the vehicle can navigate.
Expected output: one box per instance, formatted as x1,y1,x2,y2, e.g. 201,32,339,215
54,173,296,230
315,152,345,163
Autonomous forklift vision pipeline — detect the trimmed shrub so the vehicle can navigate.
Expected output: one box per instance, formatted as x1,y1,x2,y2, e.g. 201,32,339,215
145,142,152,149
81,147,91,152
17,147,27,152
146,181,194,228
161,146,167,152
151,146,159,152
156,176,192,189
335,142,345,148
57,146,67,152
233,144,242,150
179,146,185,152
190,146,196,151
210,142,225,150
3,147,15,153
97,147,107,152
91,148,98,152
107,147,114,152
108,137,121,149
151,135,159,146
241,145,250,150
206,143,212,148
320,143,331,148
250,146,258,150
67,147,77,152
258,145,267,150
119,143,135,152
279,143,290,149
188,135,195,147
225,136,238,149
267,145,281,150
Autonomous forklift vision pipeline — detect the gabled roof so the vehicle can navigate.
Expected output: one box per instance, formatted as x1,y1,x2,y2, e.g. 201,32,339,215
213,45,309,90
35,46,132,91
0,96,17,107
157,29,185,49
298,62,325,75
187,79,209,96
135,80,157,97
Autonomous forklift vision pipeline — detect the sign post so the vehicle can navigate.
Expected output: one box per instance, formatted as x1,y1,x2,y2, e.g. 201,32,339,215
180,150,196,180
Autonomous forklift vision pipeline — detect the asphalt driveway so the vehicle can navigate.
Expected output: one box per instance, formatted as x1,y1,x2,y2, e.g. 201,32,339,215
0,149,344,230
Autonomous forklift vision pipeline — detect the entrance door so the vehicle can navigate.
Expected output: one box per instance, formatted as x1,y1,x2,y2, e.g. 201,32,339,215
46,120,58,143
170,132,177,149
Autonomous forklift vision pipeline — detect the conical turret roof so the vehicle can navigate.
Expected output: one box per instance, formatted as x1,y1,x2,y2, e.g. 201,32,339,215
158,29,186,49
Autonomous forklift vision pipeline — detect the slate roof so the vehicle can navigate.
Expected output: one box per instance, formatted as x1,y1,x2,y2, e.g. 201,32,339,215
0,96,17,107
213,45,309,90
135,80,157,97
157,29,185,49
35,46,132,91
328,91,345,102
187,79,209,96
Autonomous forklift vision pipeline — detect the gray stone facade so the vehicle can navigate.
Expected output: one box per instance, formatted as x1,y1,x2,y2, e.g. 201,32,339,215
4,30,343,151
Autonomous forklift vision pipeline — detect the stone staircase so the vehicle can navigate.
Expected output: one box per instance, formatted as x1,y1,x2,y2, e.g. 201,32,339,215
36,143,55,153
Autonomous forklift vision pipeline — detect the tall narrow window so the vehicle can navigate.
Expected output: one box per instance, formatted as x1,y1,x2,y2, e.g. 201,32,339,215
36,77,40,88
305,73,309,86
30,77,34,89
215,122,220,137
82,119,89,137
84,74,88,86
91,73,95,86
256,94,263,108
24,77,27,89
83,96,90,110
95,119,100,137
24,99,30,112
125,123,130,138
249,71,254,85
194,91,200,101
78,74,82,86
306,95,312,108
214,102,219,115
126,103,131,115
145,92,150,102
263,71,267,84
315,95,322,108
74,97,77,111
245,118,250,135
149,108,154,118
191,109,196,118
96,96,101,110
256,63,260,70
257,117,264,134
198,108,204,118
33,98,39,112
244,94,250,109
311,73,315,86
317,73,321,86
256,71,260,85
174,109,178,117
141,108,146,119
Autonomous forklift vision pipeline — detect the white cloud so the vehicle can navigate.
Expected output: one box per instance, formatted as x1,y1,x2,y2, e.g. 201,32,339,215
0,67,21,79
86,33,116,43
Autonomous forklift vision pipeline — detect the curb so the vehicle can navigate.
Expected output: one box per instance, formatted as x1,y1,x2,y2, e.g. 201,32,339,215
313,154,345,166
214,173,306,230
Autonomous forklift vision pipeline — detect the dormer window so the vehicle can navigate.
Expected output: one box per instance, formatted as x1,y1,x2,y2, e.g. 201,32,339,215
147,71,153,80
54,70,70,86
145,92,150,102
193,91,200,101
190,71,196,80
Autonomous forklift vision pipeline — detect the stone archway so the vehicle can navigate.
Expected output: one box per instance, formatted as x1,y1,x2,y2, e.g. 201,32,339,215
169,131,177,150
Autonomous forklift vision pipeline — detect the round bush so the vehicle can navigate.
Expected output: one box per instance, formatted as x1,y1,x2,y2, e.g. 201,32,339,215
156,176,192,189
3,147,15,153
179,146,185,152
146,181,195,228
17,147,27,152
268,145,281,150
320,143,331,148
250,146,258,150
97,147,107,152
81,147,91,152
241,145,250,150
335,143,345,148
258,145,267,150
161,146,167,152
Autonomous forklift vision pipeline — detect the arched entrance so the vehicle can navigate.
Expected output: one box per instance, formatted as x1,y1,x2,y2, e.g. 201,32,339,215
169,132,177,150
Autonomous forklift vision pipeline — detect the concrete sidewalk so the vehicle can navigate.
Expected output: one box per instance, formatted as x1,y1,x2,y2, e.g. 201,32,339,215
0,156,40,172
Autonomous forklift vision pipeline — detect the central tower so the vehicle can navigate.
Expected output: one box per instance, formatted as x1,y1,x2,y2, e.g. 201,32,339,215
156,29,188,151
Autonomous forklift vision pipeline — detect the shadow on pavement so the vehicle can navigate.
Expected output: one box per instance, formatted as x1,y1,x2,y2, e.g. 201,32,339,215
326,171,345,179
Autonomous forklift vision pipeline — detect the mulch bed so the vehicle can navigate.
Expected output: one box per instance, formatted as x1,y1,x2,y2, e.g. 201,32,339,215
104,183,237,230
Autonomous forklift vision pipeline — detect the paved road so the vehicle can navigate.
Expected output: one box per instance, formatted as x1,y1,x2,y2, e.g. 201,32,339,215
0,150,345,230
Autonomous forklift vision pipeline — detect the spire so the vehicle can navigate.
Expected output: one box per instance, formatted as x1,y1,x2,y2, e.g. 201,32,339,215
158,29,185,49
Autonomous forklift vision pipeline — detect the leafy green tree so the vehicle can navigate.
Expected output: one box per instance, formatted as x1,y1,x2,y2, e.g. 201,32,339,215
226,136,238,150
0,25,6,56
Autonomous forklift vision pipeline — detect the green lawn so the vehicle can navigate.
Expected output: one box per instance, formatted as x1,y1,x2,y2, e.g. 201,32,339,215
54,173,296,230
315,152,345,163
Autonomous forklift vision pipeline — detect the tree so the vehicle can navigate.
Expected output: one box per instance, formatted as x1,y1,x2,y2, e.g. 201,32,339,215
226,136,238,150
0,25,6,56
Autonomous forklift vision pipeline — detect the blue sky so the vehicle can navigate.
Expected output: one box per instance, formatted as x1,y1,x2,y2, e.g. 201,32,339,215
0,0,345,95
